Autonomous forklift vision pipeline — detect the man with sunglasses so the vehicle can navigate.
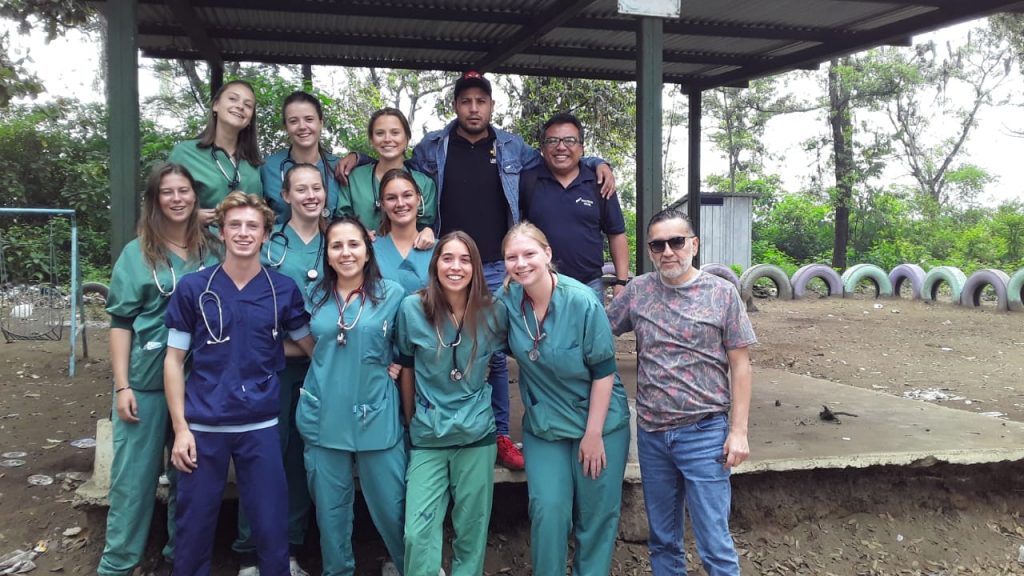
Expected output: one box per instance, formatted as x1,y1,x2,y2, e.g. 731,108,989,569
519,113,630,300
606,208,756,576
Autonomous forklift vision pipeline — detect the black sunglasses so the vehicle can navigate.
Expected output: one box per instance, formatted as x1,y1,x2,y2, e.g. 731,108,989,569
647,236,694,253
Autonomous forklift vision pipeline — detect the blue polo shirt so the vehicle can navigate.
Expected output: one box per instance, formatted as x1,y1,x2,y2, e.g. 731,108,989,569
165,266,311,428
519,163,626,284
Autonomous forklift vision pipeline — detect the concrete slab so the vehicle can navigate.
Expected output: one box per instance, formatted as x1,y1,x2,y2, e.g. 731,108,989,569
738,367,1024,473
77,356,1024,506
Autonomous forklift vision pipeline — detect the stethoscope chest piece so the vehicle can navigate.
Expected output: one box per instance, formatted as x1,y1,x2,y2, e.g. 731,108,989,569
450,368,463,382
307,269,319,281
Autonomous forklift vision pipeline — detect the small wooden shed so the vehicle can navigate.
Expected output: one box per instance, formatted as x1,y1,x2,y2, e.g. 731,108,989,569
671,192,754,269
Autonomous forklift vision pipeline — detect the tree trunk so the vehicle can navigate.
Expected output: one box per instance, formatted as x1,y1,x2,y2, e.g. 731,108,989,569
828,58,854,271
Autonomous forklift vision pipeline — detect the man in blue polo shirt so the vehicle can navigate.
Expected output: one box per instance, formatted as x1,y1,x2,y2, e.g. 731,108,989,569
520,113,630,299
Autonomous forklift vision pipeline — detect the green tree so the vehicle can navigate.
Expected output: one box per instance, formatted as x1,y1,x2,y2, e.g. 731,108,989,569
1,0,91,106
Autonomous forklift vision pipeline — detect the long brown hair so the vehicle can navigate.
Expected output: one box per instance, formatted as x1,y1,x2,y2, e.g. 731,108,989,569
310,217,385,314
377,168,422,236
420,231,495,373
138,162,213,269
196,79,262,166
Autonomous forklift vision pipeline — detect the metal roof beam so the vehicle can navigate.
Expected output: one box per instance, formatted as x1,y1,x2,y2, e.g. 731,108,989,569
139,23,762,67
140,48,701,84
475,0,599,73
164,0,222,67
142,0,532,24
565,16,846,43
689,0,1021,90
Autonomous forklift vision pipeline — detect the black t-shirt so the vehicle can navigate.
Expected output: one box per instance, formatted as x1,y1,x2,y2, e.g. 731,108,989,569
439,129,507,262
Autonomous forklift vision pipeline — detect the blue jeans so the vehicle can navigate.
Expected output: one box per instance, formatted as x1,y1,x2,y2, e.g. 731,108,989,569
636,414,739,576
586,277,606,304
483,260,510,436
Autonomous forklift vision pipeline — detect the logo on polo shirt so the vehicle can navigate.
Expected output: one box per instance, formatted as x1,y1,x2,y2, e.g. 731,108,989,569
575,197,594,208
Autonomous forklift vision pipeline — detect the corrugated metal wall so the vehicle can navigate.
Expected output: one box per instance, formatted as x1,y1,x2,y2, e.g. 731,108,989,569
677,195,752,269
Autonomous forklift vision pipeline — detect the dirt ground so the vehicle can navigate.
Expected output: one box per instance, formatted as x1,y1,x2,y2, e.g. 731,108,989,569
0,294,1022,574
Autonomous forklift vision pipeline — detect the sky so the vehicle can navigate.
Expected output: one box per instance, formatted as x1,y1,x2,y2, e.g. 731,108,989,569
6,16,1023,207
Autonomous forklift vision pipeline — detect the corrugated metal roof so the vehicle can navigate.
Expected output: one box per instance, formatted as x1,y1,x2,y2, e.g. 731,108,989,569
98,0,1024,89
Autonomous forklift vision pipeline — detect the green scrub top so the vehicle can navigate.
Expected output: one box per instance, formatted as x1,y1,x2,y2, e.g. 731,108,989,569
396,294,507,448
498,274,629,441
375,235,433,296
297,279,405,452
168,139,263,209
106,238,217,391
337,163,437,233
261,223,323,300
260,147,342,224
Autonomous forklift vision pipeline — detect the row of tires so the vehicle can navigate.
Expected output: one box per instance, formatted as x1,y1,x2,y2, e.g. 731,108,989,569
700,263,1024,312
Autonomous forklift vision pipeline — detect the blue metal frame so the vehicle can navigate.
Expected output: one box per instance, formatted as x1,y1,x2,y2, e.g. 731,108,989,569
0,208,81,377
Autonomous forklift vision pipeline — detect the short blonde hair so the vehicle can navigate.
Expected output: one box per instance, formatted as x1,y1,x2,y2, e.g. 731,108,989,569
215,191,275,233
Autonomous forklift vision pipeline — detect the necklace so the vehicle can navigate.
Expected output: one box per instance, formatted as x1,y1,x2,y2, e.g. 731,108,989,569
333,285,365,346
519,272,556,361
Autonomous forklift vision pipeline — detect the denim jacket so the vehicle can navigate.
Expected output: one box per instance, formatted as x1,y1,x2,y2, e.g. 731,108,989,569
409,119,606,232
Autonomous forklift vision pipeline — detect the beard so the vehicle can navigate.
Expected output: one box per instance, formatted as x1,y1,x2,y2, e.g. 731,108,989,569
657,260,691,282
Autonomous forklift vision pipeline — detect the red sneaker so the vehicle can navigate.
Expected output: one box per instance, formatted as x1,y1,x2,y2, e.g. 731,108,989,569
496,434,525,470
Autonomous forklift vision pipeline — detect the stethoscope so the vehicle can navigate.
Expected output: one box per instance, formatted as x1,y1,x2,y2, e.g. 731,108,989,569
333,286,366,346
199,265,279,345
519,272,556,362
265,221,324,282
153,260,177,298
434,309,465,381
153,247,207,297
210,146,240,190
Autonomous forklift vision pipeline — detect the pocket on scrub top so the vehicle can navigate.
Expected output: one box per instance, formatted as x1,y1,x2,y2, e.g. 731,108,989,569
295,387,321,445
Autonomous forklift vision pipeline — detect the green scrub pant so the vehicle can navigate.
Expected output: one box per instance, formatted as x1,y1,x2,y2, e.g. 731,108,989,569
305,441,407,576
404,443,497,576
97,390,176,575
234,361,313,563
523,425,630,576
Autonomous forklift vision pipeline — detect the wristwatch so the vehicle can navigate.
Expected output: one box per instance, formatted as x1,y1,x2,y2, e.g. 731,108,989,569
613,278,629,286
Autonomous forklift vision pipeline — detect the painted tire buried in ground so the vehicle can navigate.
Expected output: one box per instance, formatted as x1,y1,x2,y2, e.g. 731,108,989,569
959,269,1011,311
739,264,793,303
81,281,109,303
921,266,967,303
1009,267,1024,312
791,264,843,298
841,264,893,298
700,263,741,291
889,264,925,300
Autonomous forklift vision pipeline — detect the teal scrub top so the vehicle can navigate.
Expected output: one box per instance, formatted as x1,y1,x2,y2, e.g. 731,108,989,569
375,235,433,296
396,294,507,448
337,163,437,233
106,238,217,391
296,279,405,451
168,139,263,209
260,147,342,224
498,274,629,441
261,223,323,300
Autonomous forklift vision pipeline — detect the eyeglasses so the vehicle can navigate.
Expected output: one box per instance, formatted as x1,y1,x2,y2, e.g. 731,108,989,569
647,236,694,253
542,136,581,148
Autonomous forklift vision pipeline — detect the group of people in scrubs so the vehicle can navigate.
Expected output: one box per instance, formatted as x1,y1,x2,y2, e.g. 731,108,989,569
99,76,634,576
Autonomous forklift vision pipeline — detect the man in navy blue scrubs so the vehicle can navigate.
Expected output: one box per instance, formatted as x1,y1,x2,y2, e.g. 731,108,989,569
164,192,314,576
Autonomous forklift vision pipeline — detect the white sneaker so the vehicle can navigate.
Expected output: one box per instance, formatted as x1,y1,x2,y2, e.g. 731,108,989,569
289,557,309,576
237,567,259,576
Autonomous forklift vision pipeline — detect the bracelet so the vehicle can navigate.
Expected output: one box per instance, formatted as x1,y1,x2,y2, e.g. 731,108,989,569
115,387,129,394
